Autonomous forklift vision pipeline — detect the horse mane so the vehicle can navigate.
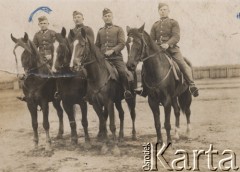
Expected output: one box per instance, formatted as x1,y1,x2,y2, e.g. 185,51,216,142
143,31,160,52
28,40,52,74
86,35,106,67
142,31,166,61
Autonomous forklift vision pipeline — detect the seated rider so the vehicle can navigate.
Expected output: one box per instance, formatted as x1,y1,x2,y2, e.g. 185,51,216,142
135,3,199,97
17,16,56,101
95,8,132,99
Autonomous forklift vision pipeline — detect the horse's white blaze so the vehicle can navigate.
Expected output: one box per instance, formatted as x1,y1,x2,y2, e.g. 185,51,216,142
129,37,133,49
52,41,59,71
70,40,79,68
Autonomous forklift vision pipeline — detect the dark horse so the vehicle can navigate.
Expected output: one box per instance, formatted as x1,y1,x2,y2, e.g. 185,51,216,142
126,24,192,144
53,27,89,145
72,28,137,154
11,33,64,150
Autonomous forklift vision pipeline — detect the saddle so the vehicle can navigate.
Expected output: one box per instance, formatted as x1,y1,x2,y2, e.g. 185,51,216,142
104,60,134,82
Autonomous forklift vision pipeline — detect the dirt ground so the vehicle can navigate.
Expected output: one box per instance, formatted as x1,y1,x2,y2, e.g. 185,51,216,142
0,78,240,172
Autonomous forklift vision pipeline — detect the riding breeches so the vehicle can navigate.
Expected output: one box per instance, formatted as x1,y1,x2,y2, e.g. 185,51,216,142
167,50,194,85
108,57,130,90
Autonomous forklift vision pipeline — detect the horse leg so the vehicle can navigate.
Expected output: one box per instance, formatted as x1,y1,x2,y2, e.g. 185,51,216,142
185,91,192,140
93,105,107,141
79,100,90,143
179,89,192,140
107,101,120,155
126,97,137,141
164,104,172,144
148,97,163,144
27,102,38,149
52,100,64,139
115,101,124,142
172,98,180,140
62,102,78,144
41,101,51,150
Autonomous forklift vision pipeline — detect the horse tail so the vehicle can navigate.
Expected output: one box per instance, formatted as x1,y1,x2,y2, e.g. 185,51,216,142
178,88,192,115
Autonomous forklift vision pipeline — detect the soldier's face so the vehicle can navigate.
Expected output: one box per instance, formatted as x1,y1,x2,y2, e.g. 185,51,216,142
73,14,84,25
102,13,113,24
158,6,170,18
38,20,49,31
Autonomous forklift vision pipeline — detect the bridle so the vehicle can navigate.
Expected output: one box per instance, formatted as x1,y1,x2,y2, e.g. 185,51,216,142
79,38,96,67
128,32,173,90
56,42,71,70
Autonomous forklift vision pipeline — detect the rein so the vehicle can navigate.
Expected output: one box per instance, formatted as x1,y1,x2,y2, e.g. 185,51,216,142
140,33,173,90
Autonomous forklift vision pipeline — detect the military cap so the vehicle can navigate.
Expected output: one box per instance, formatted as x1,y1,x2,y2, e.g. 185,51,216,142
38,16,48,23
158,3,168,9
73,10,83,17
103,8,112,16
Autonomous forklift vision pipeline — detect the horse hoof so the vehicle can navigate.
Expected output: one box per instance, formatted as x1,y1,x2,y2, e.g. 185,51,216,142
112,145,121,156
174,134,180,140
45,144,52,152
83,142,92,150
118,137,124,143
56,134,63,140
71,138,78,145
101,143,109,155
132,135,138,141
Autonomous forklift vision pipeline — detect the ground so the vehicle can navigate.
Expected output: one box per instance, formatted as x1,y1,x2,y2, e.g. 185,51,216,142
0,78,240,172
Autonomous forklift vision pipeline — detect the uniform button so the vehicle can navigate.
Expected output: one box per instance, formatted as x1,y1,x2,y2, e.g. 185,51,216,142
160,31,163,32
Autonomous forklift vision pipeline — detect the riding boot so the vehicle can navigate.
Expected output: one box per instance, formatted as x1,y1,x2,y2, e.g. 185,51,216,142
134,86,148,97
134,69,148,97
170,51,199,97
121,74,132,99
189,83,199,97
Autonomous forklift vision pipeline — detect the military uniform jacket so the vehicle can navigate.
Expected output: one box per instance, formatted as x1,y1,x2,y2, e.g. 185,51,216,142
95,24,125,56
150,17,180,52
68,24,95,43
33,29,56,57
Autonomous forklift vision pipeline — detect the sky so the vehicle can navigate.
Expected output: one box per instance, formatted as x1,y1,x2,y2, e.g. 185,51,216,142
1,0,240,73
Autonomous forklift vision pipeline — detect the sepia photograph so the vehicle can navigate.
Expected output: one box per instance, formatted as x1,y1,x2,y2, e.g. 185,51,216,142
0,0,240,171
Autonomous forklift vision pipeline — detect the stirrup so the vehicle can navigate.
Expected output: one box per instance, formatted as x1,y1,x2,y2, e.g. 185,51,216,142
134,88,147,98
124,90,132,99
189,86,199,97
54,92,61,100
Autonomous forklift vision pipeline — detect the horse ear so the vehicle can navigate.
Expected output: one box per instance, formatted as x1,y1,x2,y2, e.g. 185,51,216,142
11,34,17,43
61,27,66,38
138,23,145,33
23,32,29,42
69,29,75,38
81,28,86,39
126,26,131,34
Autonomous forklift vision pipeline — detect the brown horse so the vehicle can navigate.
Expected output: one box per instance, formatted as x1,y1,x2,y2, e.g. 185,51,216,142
53,27,89,145
11,33,64,150
126,24,192,145
72,28,137,154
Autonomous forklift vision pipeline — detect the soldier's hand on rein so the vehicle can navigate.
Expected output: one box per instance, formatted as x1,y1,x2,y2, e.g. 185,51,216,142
104,50,115,56
45,55,52,61
160,43,169,50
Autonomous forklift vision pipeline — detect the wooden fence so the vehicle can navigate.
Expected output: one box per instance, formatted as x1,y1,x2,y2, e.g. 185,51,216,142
136,64,240,82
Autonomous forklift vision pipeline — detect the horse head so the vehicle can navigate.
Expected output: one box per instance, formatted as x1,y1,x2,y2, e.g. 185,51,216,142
11,33,39,73
55,27,72,71
72,28,94,67
126,24,148,71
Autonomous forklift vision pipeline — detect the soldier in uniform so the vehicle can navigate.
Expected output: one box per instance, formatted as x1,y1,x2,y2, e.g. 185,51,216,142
95,8,132,99
33,16,56,68
17,16,56,101
135,3,199,97
68,10,95,69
